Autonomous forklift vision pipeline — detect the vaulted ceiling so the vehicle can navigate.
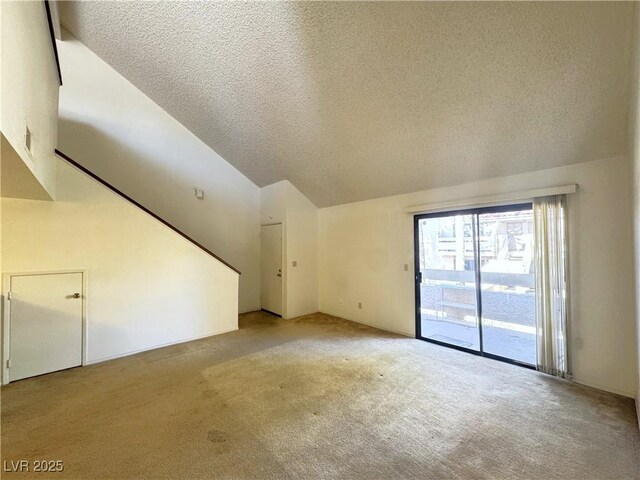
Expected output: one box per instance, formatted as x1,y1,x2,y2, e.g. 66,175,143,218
60,1,634,207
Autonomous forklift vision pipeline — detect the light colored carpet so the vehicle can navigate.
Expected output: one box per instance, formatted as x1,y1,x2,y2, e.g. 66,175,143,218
1,311,639,479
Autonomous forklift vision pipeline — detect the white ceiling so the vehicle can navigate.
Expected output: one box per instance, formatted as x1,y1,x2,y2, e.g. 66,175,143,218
60,1,634,207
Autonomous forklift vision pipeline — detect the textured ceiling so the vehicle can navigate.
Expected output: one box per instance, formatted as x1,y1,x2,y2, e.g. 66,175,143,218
60,1,633,207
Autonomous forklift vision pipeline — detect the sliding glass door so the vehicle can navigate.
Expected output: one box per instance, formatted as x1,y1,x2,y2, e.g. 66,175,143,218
414,204,536,367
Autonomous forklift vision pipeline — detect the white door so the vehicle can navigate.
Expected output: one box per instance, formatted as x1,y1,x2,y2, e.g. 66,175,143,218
261,224,283,315
8,273,83,382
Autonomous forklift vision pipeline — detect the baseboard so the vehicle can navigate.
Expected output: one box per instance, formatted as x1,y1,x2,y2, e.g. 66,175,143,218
84,325,238,365
571,378,635,399
239,308,260,315
320,311,414,338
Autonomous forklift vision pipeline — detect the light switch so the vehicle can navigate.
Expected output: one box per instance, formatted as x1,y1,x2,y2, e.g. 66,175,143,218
292,261,297,267
194,188,204,199
404,264,409,271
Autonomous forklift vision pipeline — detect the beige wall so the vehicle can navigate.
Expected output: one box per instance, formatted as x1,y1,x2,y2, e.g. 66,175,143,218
56,31,260,313
1,0,59,199
319,156,637,397
627,3,640,420
2,157,239,366
261,181,318,319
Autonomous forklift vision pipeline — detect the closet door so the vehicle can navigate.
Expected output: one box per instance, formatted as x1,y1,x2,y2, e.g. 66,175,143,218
8,272,84,382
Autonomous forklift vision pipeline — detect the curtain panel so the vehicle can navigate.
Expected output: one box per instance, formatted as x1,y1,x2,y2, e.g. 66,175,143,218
533,195,570,378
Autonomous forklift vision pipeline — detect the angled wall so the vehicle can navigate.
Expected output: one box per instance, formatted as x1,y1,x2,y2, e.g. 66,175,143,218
2,156,239,365
56,31,260,313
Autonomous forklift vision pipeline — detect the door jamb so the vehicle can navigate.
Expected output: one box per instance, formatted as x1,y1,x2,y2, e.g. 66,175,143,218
2,269,88,385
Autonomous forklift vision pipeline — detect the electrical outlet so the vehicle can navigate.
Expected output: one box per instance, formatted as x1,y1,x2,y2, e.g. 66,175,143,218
292,260,297,267
404,264,409,271
358,302,362,309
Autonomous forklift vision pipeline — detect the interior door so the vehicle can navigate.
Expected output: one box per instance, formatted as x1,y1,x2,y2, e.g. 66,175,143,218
261,224,283,315
8,272,83,382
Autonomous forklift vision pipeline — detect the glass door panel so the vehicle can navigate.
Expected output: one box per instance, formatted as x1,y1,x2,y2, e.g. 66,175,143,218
415,204,537,368
478,208,536,365
417,214,480,351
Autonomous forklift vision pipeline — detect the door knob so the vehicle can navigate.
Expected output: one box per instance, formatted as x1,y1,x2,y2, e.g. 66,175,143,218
72,293,81,299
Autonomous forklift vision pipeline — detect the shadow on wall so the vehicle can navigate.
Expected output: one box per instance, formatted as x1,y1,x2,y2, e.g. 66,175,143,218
56,18,284,189
58,114,260,312
57,117,223,215
57,117,258,311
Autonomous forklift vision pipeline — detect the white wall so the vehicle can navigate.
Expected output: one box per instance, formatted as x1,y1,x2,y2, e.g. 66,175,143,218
56,31,260,313
261,181,318,319
1,0,59,199
319,155,637,397
2,157,239,365
261,182,288,226
285,183,318,318
627,3,640,420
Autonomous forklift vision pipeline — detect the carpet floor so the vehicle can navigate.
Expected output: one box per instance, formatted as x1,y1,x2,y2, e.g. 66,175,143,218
1,311,639,479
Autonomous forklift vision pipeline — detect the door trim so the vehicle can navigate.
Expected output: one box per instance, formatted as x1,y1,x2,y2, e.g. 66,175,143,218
2,269,88,385
414,203,536,370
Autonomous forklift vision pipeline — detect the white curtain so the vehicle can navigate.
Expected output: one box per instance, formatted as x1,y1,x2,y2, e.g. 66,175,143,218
533,195,570,378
